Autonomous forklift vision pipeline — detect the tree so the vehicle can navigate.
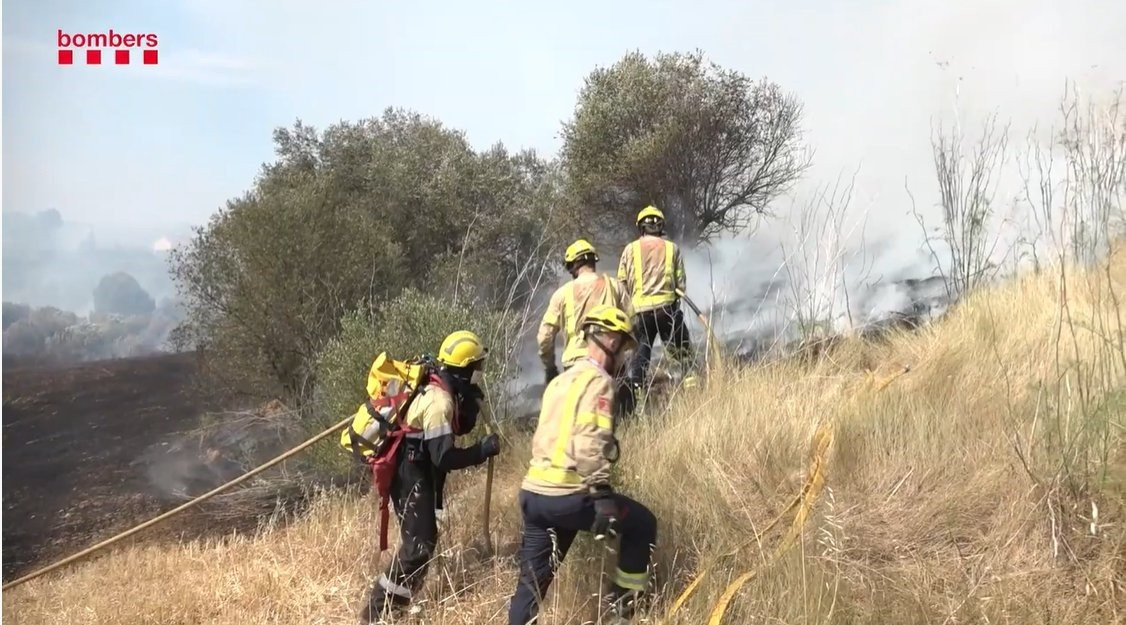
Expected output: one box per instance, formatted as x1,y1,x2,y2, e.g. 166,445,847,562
170,108,564,403
93,271,156,316
561,50,811,243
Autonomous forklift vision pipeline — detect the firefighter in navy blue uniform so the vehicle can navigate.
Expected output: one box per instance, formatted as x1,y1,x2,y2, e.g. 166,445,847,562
508,305,659,625
361,330,502,623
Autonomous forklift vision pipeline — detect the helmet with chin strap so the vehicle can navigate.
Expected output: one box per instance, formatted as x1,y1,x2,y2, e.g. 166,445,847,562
582,305,637,351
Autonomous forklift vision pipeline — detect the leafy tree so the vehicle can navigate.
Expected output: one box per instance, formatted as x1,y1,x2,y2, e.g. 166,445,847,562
170,108,563,403
93,271,156,316
425,146,572,310
562,50,811,243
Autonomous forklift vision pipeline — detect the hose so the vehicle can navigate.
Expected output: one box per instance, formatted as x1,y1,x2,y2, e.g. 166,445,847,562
675,288,723,367
2,414,354,591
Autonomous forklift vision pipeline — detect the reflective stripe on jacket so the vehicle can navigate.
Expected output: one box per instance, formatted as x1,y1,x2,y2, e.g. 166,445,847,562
401,379,484,473
537,273,631,368
617,235,686,313
521,359,617,496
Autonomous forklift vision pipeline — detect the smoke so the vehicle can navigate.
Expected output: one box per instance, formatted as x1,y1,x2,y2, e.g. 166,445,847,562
679,225,951,360
674,0,1126,356
2,209,182,314
1,209,191,364
138,402,297,501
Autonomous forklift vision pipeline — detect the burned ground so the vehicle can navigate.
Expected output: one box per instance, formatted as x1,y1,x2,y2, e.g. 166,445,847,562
1,352,237,581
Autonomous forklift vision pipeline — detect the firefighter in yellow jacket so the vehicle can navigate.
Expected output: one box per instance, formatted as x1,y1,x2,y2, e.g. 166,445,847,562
361,331,501,623
508,305,658,625
618,205,695,402
537,239,632,384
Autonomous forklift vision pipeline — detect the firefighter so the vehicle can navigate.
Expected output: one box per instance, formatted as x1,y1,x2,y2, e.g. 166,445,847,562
360,330,502,623
508,305,658,625
617,205,696,407
537,239,632,385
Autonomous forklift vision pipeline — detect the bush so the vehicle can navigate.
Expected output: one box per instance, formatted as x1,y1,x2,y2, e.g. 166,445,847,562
313,288,511,424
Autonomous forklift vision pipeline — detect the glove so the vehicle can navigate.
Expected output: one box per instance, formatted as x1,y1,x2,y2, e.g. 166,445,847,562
545,365,559,385
478,433,501,460
591,493,619,540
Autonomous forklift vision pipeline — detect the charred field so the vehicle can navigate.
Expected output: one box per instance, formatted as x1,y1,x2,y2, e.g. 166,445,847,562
1,352,253,581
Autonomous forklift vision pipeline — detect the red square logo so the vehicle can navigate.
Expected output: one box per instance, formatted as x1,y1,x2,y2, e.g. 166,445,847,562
58,49,73,64
143,49,158,65
115,49,130,64
86,49,101,65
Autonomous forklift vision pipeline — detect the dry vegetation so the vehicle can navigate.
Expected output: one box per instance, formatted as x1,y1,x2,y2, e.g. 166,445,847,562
6,245,1126,625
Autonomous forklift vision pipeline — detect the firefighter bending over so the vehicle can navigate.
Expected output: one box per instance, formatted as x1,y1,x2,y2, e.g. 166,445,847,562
537,238,631,385
508,305,658,625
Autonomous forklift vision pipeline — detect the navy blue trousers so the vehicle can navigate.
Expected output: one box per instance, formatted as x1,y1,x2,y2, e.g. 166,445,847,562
628,303,692,385
507,489,657,625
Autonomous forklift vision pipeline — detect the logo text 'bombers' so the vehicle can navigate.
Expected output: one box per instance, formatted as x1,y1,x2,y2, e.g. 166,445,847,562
57,29,159,66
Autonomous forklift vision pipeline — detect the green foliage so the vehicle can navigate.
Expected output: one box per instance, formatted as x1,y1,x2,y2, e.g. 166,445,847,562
93,271,156,316
170,108,564,403
561,50,810,243
313,288,510,424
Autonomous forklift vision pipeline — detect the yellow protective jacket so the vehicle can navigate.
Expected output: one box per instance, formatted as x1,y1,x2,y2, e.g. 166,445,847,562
617,235,686,313
537,272,632,369
522,358,619,496
401,380,486,473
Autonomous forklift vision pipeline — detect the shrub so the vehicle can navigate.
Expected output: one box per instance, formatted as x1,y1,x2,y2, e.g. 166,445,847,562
313,288,510,424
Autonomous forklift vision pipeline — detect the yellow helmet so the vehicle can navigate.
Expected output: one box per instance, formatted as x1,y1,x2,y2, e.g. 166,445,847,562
437,330,488,368
582,305,637,349
636,205,665,225
564,239,599,264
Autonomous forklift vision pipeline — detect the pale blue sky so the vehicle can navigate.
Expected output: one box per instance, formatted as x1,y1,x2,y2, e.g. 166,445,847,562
4,0,1124,245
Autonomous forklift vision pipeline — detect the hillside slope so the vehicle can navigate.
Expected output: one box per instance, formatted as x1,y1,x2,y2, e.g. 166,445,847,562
2,353,207,580
5,250,1125,625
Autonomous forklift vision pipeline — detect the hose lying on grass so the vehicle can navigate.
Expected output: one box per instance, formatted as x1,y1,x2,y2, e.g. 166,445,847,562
2,414,355,592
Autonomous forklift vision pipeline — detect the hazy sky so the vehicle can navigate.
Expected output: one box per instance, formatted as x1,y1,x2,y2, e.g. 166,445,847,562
3,0,1124,244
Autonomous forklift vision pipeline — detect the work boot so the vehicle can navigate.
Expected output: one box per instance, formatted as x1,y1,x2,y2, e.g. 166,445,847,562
359,592,410,624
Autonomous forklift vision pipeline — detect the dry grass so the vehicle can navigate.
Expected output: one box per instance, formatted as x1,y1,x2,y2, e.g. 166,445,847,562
6,248,1126,625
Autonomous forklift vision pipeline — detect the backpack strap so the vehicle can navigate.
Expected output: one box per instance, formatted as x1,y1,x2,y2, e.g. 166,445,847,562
430,370,467,435
352,378,428,466
364,381,430,551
